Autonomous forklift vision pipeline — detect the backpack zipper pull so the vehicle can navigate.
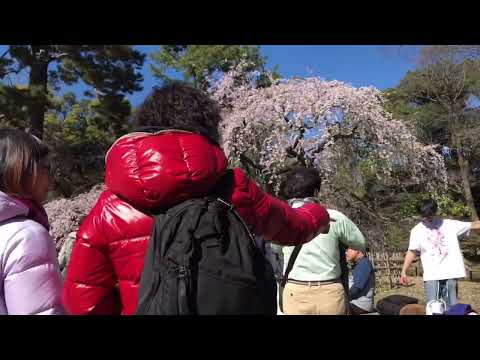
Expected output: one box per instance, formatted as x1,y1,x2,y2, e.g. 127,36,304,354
178,266,188,278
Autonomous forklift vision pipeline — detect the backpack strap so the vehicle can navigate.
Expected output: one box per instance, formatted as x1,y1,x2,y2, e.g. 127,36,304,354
339,243,349,295
280,245,303,288
208,169,253,235
279,198,308,288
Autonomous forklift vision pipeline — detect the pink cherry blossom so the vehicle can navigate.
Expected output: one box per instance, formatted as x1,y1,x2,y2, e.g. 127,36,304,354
210,61,447,195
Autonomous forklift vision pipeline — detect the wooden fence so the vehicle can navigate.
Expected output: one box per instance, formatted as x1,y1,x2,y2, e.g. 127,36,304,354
366,251,405,292
366,251,478,292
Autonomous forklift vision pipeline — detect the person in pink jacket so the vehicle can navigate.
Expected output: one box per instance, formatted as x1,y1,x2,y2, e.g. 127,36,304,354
0,129,64,315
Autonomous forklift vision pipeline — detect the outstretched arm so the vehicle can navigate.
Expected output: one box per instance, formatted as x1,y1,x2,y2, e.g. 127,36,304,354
231,168,331,246
471,221,480,233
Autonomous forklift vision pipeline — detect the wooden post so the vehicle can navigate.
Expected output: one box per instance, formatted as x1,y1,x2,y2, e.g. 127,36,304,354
386,251,392,290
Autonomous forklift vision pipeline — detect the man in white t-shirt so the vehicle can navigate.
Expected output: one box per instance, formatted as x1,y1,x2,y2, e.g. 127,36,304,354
400,199,480,308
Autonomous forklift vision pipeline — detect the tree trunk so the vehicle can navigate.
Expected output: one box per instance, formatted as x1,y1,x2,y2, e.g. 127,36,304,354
28,49,49,139
452,131,479,220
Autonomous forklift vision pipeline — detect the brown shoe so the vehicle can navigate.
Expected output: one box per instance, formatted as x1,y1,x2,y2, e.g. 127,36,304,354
399,304,426,315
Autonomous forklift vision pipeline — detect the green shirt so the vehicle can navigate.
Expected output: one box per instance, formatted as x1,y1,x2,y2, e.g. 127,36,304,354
271,208,366,282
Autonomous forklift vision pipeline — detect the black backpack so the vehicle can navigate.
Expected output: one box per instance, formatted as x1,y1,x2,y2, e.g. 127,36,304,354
136,170,277,315
376,295,419,315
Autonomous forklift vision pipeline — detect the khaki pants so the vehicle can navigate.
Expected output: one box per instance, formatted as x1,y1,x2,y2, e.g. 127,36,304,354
283,281,348,315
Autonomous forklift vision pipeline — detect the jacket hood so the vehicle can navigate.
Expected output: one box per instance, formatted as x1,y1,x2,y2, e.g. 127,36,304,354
0,191,29,223
105,130,228,210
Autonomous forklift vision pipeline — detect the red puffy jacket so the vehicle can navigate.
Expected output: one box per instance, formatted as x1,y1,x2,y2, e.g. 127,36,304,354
62,130,330,315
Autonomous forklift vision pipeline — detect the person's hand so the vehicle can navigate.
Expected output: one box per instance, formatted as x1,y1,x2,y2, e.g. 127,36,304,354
400,271,409,286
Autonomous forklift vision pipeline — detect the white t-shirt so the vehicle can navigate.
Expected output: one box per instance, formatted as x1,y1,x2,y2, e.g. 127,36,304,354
408,219,472,281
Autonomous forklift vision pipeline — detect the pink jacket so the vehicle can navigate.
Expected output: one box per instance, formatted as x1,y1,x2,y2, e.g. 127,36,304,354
0,191,64,315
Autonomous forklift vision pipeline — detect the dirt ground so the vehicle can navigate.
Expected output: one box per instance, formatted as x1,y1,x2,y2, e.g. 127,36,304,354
375,276,480,312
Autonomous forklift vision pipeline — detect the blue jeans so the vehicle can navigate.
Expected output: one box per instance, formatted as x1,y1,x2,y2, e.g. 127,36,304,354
424,279,458,309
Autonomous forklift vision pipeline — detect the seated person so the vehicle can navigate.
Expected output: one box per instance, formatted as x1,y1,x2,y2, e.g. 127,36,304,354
346,248,375,315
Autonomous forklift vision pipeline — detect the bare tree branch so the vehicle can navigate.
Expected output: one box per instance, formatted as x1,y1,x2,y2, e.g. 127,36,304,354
452,66,467,104
1,49,9,60
49,52,70,62
309,123,360,155
2,68,22,77
240,153,263,170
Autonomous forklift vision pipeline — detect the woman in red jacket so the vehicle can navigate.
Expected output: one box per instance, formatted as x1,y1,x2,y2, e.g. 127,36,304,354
62,81,331,315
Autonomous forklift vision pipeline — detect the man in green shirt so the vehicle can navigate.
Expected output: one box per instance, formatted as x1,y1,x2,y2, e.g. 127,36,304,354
271,167,366,315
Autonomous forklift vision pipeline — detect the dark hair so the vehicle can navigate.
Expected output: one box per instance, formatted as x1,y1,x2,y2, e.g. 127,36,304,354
417,198,438,218
0,129,49,197
135,81,222,143
280,166,322,199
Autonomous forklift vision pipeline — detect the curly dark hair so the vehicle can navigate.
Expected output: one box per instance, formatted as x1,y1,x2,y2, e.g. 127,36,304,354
280,166,322,200
135,81,222,143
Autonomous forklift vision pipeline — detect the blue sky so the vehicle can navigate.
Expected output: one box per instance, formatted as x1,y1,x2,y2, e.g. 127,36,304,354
1,45,416,106
262,45,415,87
133,45,416,106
